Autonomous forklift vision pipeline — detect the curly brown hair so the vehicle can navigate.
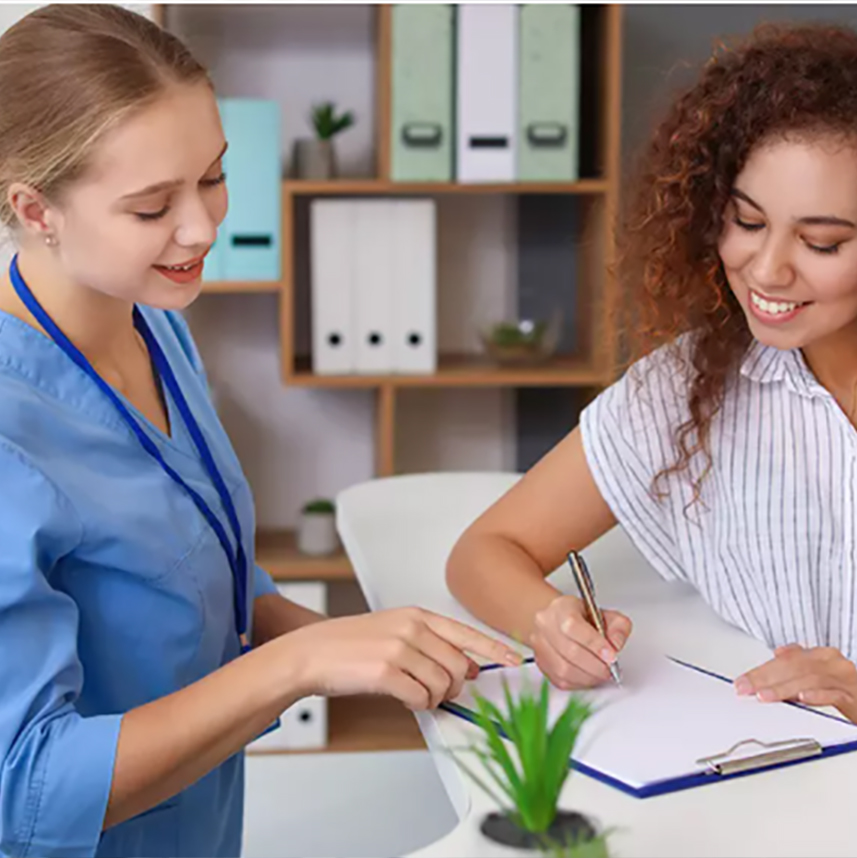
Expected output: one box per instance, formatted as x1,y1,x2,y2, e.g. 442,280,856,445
616,20,857,503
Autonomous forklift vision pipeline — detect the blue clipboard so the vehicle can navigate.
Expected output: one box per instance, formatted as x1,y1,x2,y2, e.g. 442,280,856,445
439,657,857,799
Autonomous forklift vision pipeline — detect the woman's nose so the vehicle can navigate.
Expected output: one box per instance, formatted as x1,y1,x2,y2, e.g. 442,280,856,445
173,195,219,249
748,233,795,292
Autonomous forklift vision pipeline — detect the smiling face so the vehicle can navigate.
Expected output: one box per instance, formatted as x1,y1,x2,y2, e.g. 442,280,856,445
30,81,228,310
718,134,857,351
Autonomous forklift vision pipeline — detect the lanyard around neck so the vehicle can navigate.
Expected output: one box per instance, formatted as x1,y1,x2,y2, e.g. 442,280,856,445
9,254,250,653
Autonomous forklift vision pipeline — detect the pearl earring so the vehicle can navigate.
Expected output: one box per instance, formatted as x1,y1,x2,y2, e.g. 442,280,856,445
44,234,57,247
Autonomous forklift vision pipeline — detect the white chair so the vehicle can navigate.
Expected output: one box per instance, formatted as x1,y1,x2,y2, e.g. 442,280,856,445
336,471,664,640
332,472,673,842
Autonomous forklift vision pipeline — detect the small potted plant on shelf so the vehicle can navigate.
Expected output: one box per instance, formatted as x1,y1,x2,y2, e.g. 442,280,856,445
296,498,339,556
455,672,612,857
293,101,355,180
478,310,562,367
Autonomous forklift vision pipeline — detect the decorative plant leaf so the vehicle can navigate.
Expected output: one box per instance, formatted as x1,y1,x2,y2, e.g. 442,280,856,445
453,747,511,810
472,694,524,797
470,746,517,804
311,101,355,140
544,695,592,808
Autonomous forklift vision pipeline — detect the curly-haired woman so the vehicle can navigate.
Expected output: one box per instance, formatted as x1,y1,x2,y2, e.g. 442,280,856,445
447,22,857,723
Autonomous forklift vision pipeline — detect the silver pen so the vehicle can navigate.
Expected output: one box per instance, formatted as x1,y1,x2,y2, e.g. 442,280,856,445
566,550,622,686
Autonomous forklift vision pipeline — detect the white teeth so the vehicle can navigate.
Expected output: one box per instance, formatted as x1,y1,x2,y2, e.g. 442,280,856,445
164,262,195,271
750,291,802,315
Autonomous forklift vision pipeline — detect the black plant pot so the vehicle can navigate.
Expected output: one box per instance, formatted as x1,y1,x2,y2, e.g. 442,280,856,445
480,809,598,851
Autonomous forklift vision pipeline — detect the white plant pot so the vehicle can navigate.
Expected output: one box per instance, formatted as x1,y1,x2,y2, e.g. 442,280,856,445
297,512,339,556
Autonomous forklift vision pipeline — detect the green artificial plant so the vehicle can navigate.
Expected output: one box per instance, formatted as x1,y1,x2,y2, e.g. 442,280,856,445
456,672,594,837
311,101,355,141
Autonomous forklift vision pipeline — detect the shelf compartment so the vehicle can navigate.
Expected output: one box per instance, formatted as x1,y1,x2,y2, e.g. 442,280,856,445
256,529,353,582
247,695,425,755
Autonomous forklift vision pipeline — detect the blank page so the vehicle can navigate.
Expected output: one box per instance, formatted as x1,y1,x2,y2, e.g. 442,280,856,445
448,649,857,790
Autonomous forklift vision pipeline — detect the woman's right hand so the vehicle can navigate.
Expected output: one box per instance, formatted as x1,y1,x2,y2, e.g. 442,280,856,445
284,607,523,711
530,594,632,690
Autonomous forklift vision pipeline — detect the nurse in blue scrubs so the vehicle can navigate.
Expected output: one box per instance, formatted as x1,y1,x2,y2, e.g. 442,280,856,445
0,7,521,858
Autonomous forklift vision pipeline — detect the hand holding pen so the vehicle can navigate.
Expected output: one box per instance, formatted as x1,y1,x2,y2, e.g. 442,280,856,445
529,550,632,691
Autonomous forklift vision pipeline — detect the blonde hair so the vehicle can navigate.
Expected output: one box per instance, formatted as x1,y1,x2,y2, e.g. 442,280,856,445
0,3,209,228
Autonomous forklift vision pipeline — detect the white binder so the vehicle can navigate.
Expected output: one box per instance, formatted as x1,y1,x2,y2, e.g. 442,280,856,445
310,200,356,375
353,200,395,374
456,4,519,183
391,200,437,374
248,582,328,752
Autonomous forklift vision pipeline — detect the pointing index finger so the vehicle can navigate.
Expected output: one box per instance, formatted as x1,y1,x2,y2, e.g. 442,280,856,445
424,613,522,667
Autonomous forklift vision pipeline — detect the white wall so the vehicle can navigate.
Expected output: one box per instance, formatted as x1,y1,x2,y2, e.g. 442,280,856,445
174,4,518,530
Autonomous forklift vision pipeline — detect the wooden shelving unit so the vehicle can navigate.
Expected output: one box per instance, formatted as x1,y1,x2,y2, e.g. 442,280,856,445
279,4,625,481
287,354,609,389
164,3,624,753
283,178,610,196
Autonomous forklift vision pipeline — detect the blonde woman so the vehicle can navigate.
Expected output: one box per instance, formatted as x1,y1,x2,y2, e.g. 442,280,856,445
0,6,520,857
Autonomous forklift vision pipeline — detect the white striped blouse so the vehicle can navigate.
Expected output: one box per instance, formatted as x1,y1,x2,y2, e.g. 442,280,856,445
580,336,857,661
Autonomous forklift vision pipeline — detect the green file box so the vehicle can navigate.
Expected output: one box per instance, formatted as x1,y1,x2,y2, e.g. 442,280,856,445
390,4,454,182
518,5,581,182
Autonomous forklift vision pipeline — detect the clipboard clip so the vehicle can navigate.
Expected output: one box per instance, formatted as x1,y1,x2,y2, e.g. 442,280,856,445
696,737,822,776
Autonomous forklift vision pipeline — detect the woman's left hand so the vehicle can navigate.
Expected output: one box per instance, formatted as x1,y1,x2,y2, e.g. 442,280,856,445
735,644,857,722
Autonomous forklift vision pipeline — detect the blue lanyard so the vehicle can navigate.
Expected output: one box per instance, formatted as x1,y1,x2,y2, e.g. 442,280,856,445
9,254,250,655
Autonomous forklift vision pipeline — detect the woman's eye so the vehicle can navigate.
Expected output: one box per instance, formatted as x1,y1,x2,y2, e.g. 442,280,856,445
133,173,225,221
733,216,764,232
806,240,842,255
201,171,226,188
135,206,170,222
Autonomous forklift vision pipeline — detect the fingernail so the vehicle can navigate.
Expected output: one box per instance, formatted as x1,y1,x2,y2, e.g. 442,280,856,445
757,689,776,702
601,648,616,664
734,677,752,695
561,619,573,635
505,651,522,666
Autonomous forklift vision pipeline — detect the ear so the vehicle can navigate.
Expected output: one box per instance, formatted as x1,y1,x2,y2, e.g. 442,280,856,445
7,182,61,241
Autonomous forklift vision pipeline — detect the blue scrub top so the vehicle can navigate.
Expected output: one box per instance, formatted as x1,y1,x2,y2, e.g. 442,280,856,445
0,305,279,858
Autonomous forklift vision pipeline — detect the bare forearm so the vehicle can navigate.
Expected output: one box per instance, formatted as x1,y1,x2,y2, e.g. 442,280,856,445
104,635,302,828
446,532,561,645
252,593,327,646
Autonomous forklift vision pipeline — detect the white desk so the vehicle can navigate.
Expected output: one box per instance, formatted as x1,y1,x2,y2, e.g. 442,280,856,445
337,473,857,858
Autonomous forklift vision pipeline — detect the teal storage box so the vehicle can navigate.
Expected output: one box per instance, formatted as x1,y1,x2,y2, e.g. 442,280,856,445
518,5,581,182
390,4,454,182
217,98,281,281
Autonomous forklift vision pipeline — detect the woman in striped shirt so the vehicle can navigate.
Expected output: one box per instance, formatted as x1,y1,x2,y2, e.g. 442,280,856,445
446,22,857,723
